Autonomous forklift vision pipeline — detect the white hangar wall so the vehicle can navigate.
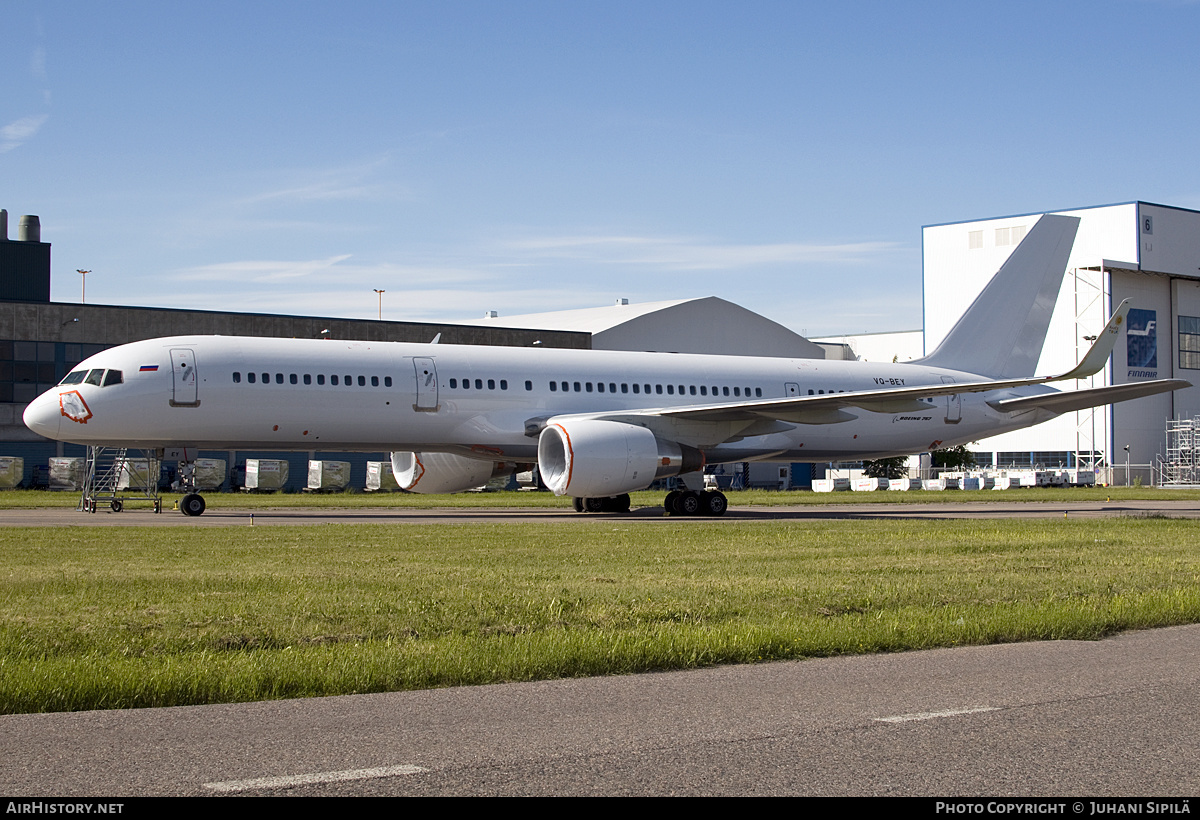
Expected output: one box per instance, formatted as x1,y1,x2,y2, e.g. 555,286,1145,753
923,202,1200,481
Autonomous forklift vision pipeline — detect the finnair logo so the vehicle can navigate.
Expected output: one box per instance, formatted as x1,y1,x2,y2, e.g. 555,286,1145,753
1126,309,1157,370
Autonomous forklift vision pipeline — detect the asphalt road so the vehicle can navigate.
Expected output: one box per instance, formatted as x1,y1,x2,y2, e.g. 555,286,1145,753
4,497,1200,526
2,625,1198,796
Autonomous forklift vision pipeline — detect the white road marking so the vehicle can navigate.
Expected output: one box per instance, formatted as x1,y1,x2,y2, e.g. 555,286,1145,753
874,706,998,723
203,764,429,793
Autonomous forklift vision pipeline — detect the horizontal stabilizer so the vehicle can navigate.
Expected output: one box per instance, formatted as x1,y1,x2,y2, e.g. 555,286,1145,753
987,379,1191,415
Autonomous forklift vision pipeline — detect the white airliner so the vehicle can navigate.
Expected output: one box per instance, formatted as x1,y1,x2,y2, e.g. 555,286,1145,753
22,215,1190,516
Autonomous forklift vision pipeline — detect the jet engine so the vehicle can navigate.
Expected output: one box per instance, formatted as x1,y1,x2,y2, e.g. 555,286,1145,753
390,451,508,494
537,419,703,498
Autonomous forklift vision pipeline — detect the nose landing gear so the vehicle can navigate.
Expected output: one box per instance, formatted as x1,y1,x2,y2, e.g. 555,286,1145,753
180,493,206,517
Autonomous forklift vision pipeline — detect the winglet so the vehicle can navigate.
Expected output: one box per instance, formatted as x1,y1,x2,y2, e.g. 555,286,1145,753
1050,299,1130,382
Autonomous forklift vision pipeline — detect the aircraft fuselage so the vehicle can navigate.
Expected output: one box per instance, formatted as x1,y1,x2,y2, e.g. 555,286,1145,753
23,334,1051,464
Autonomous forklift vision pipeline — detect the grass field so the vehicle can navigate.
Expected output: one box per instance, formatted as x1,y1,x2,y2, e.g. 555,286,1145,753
2,516,1199,714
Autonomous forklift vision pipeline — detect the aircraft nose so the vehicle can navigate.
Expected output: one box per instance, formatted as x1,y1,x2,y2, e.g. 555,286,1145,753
23,390,62,440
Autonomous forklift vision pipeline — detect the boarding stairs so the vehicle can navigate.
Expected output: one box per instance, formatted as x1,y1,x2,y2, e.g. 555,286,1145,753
79,446,162,513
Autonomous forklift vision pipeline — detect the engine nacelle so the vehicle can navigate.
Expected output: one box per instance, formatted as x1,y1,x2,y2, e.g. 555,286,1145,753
537,420,703,497
390,451,507,494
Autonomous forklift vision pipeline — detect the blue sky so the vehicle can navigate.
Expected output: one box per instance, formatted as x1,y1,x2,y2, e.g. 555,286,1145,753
3,1,1198,336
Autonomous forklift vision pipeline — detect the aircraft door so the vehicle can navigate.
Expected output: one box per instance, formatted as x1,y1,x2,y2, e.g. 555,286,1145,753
413,357,439,411
169,348,200,407
941,376,961,424
784,383,800,396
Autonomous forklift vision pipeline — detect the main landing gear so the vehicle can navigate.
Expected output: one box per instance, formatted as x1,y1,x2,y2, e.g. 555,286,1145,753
567,490,728,517
664,490,728,517
572,494,632,513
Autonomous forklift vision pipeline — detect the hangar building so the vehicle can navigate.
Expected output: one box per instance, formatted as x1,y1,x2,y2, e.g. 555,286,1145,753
922,201,1200,483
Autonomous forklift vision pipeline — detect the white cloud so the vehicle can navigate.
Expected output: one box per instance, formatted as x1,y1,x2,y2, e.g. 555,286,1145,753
236,157,397,206
169,254,488,288
0,114,49,153
503,233,900,270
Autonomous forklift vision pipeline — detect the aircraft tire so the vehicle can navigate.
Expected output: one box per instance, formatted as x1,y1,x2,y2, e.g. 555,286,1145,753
678,491,701,516
702,491,728,517
664,491,680,515
573,497,585,513
180,493,206,517
614,493,631,513
584,496,605,513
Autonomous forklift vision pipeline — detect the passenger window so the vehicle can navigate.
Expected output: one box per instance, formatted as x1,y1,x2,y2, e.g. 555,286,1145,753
734,387,740,397
666,385,674,395
233,372,241,384
358,375,366,386
700,386,707,396
261,373,269,384
474,378,482,389
621,384,628,393
317,374,325,385
632,384,640,394
450,379,458,388
290,374,298,385
384,377,392,387
275,373,284,384
596,382,604,393
689,385,696,395
332,375,339,385
488,379,495,390
574,382,581,392
549,381,557,392
304,374,312,385
248,372,256,384
655,385,663,395
372,376,379,387
103,370,123,386
755,388,762,397
586,382,593,393
345,375,352,386
722,387,730,396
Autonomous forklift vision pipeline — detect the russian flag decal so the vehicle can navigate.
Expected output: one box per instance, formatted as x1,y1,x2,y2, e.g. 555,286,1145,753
140,364,159,372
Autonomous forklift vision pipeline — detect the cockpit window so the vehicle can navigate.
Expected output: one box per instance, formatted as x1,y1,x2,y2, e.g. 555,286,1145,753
103,369,123,386
83,369,104,386
60,370,87,385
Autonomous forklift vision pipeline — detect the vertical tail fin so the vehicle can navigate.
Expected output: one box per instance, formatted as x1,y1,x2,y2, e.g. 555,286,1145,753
916,214,1080,378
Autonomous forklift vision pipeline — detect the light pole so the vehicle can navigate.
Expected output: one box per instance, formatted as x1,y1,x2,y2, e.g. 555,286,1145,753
77,270,90,303
374,289,385,320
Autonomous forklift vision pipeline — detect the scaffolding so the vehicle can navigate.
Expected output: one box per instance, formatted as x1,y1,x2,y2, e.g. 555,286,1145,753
79,446,163,513
1156,418,1200,488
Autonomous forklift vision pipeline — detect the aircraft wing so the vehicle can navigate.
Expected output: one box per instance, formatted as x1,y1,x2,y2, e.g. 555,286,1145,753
538,300,1169,432
985,379,1191,416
